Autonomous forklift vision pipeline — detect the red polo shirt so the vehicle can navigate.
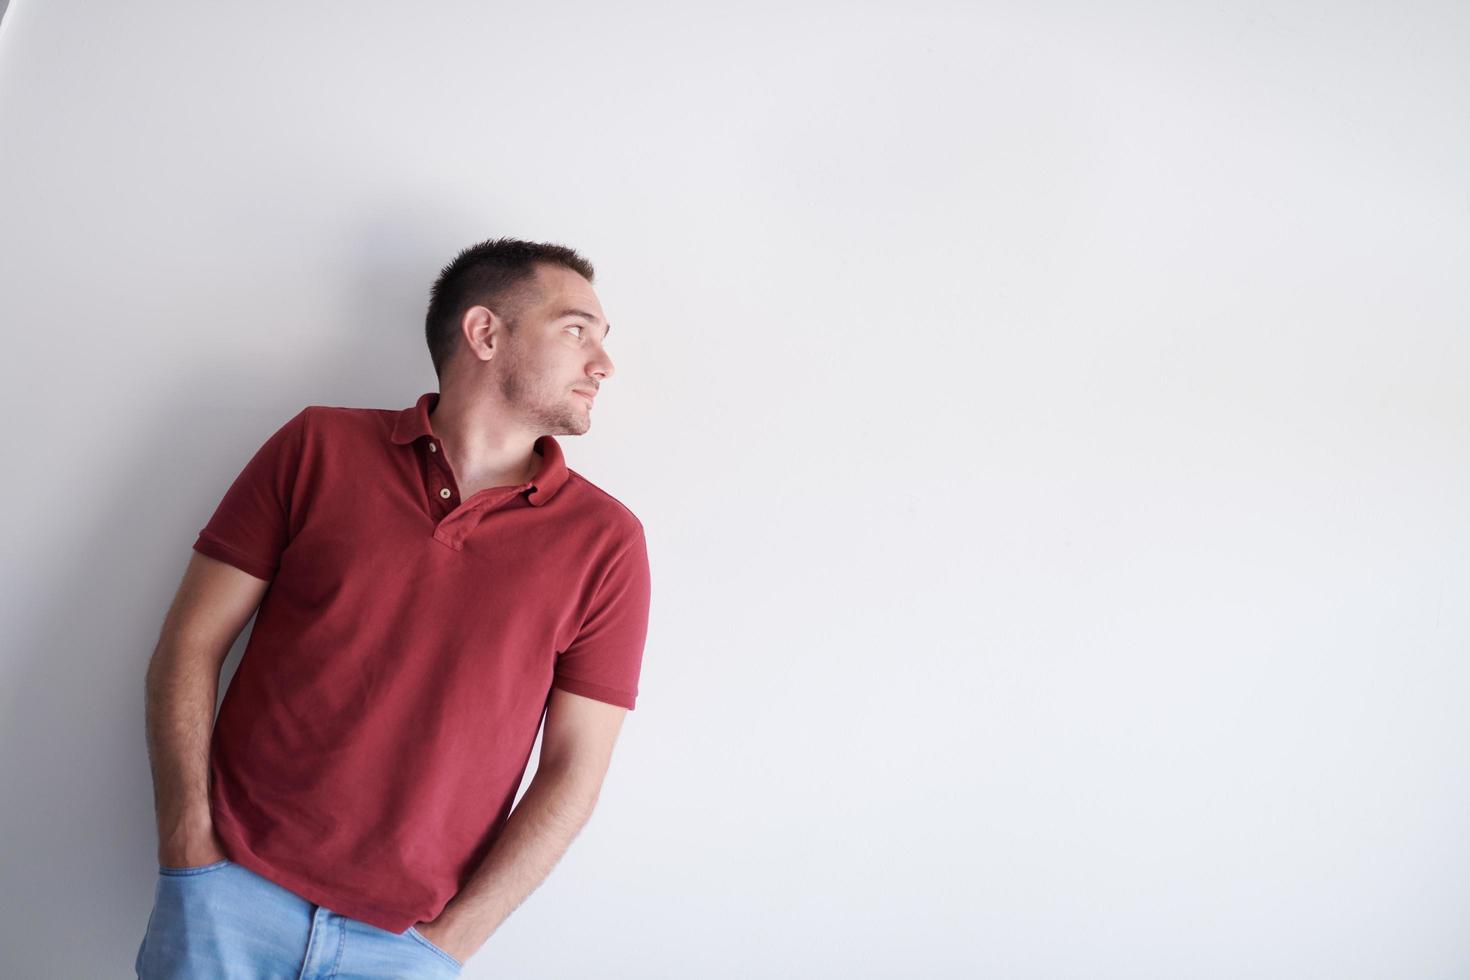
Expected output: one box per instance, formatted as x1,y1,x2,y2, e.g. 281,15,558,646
192,391,650,933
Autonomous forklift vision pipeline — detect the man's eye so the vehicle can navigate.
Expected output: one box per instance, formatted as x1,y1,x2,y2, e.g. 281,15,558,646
567,325,584,337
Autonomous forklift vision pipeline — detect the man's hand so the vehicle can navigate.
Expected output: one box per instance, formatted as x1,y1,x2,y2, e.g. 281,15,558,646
411,909,482,966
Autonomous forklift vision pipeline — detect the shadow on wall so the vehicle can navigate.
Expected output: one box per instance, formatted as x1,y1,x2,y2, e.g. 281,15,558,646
0,193,509,974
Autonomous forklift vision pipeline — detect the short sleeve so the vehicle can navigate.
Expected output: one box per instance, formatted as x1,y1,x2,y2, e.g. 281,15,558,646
191,408,309,582
552,526,651,710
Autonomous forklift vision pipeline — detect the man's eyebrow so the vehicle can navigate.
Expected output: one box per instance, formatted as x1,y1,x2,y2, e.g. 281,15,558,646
557,308,611,339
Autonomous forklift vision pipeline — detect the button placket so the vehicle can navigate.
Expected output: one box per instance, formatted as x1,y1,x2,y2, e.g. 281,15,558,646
433,487,522,550
425,439,459,510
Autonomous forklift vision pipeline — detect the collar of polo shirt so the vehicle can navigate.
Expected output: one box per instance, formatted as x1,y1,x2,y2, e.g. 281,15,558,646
389,391,570,507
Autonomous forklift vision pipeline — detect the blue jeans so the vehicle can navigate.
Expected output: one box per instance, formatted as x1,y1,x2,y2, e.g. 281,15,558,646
134,859,463,979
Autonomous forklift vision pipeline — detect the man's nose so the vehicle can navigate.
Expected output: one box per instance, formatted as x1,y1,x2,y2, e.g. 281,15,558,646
590,350,615,381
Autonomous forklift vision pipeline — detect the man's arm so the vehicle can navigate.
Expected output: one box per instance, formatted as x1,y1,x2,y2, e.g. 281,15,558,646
144,551,270,867
416,687,629,962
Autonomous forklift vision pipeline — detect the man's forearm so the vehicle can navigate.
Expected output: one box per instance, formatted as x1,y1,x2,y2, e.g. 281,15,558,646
144,641,222,850
432,762,603,951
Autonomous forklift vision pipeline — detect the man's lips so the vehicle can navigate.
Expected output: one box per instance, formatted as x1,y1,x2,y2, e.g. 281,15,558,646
573,388,596,402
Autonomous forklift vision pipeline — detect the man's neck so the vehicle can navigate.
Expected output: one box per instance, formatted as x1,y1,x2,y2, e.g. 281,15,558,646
428,393,541,491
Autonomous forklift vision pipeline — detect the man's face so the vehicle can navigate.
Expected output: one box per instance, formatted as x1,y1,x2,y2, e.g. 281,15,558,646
493,263,615,436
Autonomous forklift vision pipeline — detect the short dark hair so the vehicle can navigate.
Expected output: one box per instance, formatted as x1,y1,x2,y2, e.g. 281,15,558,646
424,237,596,380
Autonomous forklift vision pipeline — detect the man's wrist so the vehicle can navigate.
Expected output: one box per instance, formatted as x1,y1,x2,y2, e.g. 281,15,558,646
158,802,213,836
157,802,216,855
434,900,482,939
417,901,488,964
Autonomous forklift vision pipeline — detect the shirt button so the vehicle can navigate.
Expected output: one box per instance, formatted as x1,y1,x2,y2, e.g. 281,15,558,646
428,442,437,452
439,488,452,499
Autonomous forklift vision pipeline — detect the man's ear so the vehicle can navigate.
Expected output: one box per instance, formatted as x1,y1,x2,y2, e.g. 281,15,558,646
463,305,503,363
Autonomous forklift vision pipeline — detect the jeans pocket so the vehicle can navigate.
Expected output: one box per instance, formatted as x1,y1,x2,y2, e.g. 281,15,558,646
158,859,233,877
406,926,463,971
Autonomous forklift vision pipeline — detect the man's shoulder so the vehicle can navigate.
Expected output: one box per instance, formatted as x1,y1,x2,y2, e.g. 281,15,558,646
289,403,399,440
295,402,394,424
563,469,645,537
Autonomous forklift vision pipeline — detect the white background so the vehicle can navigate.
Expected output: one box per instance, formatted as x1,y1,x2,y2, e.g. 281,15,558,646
0,1,1466,977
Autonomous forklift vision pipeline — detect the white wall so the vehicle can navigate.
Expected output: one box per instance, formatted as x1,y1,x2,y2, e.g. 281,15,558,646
1,1,1466,976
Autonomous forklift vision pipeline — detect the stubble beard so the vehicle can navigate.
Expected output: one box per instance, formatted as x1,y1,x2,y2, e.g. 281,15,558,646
496,353,589,437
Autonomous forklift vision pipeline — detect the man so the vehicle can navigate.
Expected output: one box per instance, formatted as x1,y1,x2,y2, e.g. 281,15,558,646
137,238,651,977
